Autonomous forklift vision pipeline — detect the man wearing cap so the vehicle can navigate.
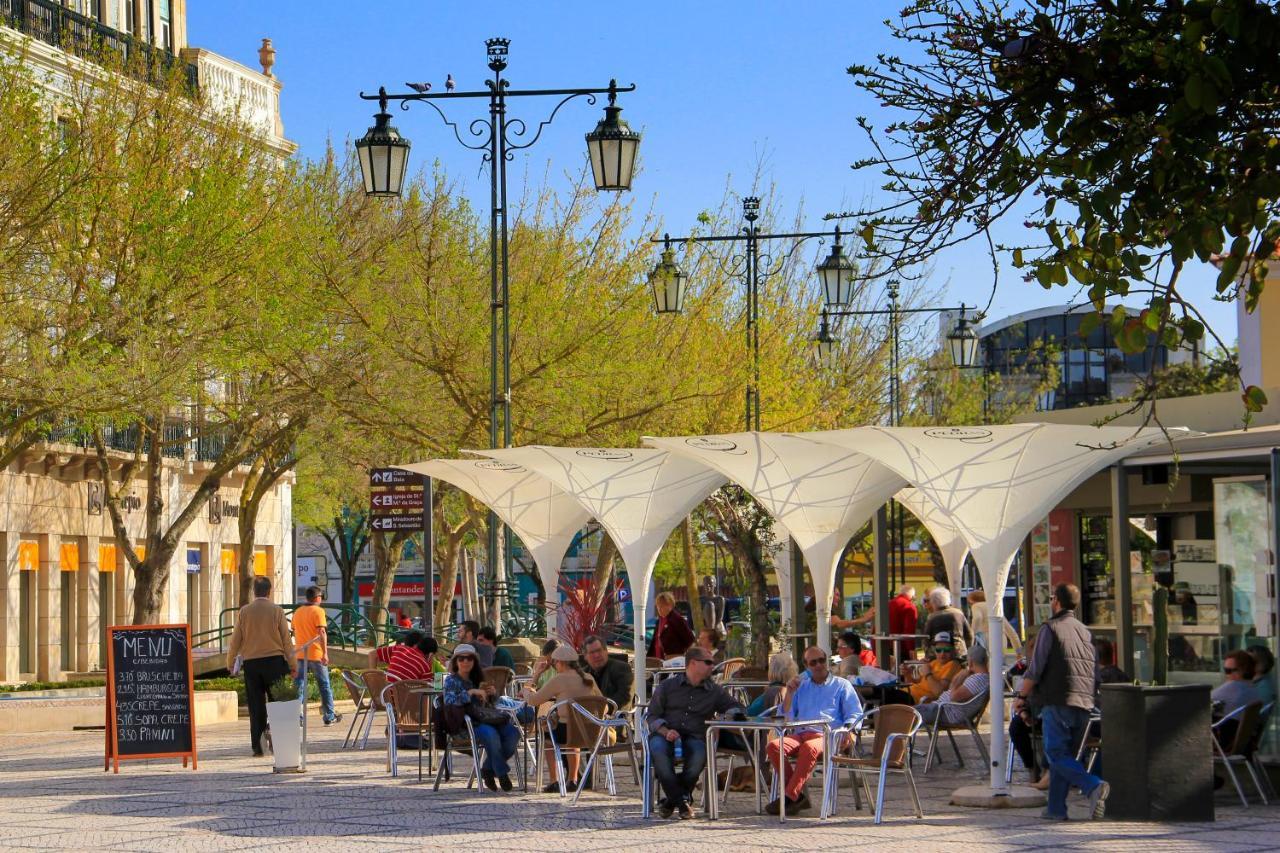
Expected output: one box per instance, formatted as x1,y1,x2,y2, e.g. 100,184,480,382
917,644,990,727
646,645,746,819
882,632,964,706
765,645,863,815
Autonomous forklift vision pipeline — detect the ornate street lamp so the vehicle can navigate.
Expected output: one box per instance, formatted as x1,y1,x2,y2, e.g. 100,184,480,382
947,309,981,368
585,80,641,192
815,227,856,308
355,89,412,197
648,236,688,314
812,313,839,369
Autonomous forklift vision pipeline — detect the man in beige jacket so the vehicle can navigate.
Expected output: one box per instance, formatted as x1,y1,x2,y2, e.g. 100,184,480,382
227,576,295,756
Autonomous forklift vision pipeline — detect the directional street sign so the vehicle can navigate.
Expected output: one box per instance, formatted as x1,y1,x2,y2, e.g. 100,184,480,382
369,467,425,532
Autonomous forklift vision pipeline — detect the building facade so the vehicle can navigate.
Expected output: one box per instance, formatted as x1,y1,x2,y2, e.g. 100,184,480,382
970,303,1197,411
0,1,295,682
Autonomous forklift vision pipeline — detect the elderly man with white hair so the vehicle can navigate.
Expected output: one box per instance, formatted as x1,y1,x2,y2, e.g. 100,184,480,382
924,587,973,657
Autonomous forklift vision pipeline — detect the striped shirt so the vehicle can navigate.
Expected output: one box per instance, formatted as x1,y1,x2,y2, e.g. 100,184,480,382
375,644,432,683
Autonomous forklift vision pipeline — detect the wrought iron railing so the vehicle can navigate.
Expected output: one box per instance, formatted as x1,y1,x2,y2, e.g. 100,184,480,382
0,0,198,92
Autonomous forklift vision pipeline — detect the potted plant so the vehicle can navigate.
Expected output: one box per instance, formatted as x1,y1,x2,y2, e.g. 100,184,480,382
264,673,304,773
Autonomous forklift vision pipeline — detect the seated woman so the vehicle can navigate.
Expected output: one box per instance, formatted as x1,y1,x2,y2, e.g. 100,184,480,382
442,643,519,792
835,631,876,677
521,645,602,793
746,651,797,718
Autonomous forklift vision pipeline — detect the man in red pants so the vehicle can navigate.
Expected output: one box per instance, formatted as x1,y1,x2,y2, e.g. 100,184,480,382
765,646,864,814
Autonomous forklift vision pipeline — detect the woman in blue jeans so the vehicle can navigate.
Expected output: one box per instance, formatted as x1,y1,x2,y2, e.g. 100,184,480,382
443,644,519,791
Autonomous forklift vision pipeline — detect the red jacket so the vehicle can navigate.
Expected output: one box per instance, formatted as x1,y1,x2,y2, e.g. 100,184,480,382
648,609,695,659
888,594,920,655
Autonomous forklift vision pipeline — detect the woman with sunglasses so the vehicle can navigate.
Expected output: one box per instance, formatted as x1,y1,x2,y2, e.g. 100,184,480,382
442,643,519,791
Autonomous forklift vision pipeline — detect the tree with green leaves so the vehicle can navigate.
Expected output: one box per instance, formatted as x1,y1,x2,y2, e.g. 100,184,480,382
847,0,1280,413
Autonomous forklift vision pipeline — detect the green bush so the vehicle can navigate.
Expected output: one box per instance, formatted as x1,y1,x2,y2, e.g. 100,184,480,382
0,679,106,693
195,668,351,706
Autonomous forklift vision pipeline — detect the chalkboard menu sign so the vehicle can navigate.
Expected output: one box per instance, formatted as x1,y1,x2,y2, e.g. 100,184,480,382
105,624,197,773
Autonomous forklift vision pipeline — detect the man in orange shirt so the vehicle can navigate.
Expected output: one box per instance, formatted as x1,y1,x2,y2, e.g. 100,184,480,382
293,586,341,726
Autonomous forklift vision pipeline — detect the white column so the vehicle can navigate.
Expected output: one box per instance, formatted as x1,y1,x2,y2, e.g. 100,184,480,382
0,533,18,681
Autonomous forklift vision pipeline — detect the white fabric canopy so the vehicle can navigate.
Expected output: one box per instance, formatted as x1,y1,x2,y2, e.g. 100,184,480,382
804,423,1186,794
469,446,726,702
645,432,907,650
397,459,592,631
895,487,969,598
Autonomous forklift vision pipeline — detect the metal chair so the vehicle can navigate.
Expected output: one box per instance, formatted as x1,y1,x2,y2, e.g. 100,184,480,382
483,666,516,697
713,657,747,683
383,679,433,779
823,704,924,824
920,689,990,772
338,670,371,749
637,707,710,818
1214,701,1268,806
1249,702,1276,801
567,696,641,803
357,669,390,749
433,713,488,793
1075,707,1102,773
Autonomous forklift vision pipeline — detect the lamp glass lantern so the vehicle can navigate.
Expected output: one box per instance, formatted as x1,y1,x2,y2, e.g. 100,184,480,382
355,108,411,197
812,317,839,370
816,231,855,308
648,245,688,314
585,84,640,192
947,312,981,368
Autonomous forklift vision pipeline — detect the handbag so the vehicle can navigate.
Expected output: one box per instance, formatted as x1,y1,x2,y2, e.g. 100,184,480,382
465,701,511,728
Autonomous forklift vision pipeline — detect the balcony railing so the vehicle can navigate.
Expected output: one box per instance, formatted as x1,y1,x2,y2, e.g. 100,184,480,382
0,0,198,92
35,415,293,467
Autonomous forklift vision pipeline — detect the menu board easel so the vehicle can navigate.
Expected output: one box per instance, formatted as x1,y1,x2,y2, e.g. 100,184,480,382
104,624,198,773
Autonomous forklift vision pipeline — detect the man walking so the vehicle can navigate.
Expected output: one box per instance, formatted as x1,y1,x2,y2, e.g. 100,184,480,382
646,646,745,819
292,586,341,726
227,576,295,756
765,645,863,814
1014,583,1109,821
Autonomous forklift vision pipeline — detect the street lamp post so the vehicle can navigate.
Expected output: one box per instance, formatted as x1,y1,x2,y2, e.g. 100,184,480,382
648,197,856,431
356,38,639,627
814,287,981,590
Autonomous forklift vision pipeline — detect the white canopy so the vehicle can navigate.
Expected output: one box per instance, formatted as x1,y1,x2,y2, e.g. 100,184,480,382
397,459,592,631
469,446,726,702
895,487,969,598
804,423,1185,793
645,432,907,650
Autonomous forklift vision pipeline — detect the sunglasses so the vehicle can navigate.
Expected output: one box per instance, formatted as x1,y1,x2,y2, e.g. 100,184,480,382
1224,666,1238,674
805,658,827,667
935,646,955,653
456,655,476,663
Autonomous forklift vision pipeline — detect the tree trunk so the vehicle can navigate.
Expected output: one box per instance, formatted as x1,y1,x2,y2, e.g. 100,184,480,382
747,548,771,667
682,518,704,631
592,531,618,607
370,529,409,629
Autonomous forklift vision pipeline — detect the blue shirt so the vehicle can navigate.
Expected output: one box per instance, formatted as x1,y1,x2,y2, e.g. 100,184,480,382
787,672,863,733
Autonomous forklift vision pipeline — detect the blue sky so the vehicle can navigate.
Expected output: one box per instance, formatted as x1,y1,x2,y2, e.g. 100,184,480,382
188,1,1237,348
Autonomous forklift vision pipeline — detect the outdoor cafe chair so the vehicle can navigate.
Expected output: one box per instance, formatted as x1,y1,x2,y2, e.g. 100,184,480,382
1251,702,1276,800
920,689,990,773
637,707,711,818
433,713,488,793
1213,701,1268,806
383,679,433,779
1074,707,1102,773
713,657,747,683
823,704,924,824
357,669,391,749
537,696,621,798
483,666,515,697
338,669,371,749
567,696,641,804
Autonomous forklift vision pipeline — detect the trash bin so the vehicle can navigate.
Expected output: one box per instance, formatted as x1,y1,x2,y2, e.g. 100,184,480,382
1100,683,1214,821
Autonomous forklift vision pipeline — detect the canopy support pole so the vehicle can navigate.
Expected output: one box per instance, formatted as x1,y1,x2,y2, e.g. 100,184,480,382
1111,465,1134,675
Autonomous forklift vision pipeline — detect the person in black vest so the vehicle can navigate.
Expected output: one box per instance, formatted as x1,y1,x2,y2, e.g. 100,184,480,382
1014,583,1109,821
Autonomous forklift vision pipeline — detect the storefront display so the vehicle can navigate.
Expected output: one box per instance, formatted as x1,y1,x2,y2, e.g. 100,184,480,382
1079,515,1114,627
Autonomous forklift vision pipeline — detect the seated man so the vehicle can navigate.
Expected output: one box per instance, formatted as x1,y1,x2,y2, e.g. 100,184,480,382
882,632,963,706
367,631,438,682
696,627,724,662
765,645,863,815
582,634,634,711
646,646,746,819
477,625,515,670
918,644,990,727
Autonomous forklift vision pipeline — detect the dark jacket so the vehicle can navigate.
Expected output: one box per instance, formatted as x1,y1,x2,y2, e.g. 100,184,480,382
586,656,634,711
926,606,973,657
648,610,695,659
1027,609,1097,710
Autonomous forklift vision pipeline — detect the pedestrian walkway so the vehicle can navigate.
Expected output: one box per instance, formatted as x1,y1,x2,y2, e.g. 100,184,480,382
0,718,1275,851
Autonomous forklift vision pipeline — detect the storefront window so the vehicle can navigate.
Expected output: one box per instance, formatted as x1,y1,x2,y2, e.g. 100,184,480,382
1079,515,1114,627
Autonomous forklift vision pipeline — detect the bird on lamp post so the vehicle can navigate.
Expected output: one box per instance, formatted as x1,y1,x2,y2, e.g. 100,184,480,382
406,81,432,93
445,74,455,92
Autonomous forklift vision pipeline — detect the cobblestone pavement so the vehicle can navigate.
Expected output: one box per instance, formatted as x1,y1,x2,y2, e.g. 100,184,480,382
1,713,1277,851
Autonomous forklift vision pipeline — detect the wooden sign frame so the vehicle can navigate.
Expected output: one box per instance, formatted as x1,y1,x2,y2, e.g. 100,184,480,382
104,623,198,773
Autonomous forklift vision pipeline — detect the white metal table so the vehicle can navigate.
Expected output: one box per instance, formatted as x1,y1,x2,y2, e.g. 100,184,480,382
704,717,832,822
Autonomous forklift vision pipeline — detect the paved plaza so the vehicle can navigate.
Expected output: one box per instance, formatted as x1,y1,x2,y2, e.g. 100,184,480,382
0,711,1277,852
